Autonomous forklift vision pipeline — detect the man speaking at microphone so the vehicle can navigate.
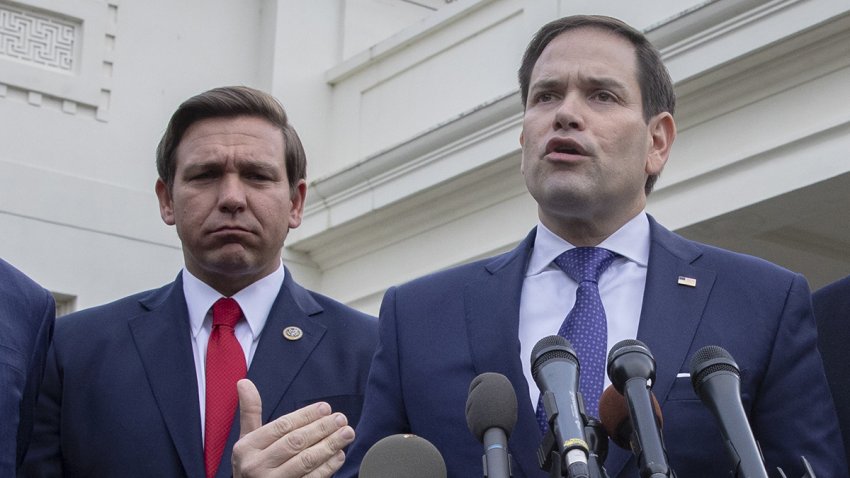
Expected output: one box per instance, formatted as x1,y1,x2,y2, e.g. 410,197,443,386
340,15,847,478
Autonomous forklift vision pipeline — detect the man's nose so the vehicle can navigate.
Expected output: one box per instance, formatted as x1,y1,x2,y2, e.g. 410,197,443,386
553,93,585,131
218,175,247,213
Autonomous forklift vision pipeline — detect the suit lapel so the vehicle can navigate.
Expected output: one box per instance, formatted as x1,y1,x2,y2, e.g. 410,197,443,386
605,217,716,478
216,270,326,477
465,230,544,478
128,275,205,478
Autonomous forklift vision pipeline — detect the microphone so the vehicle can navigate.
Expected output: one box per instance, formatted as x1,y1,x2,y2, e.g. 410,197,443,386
359,434,447,478
531,335,590,478
598,384,663,451
466,372,517,477
583,416,611,478
690,345,769,478
607,339,673,478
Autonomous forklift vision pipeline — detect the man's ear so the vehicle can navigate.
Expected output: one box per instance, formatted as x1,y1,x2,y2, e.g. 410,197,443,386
646,112,676,177
288,179,307,229
519,130,527,174
155,179,176,226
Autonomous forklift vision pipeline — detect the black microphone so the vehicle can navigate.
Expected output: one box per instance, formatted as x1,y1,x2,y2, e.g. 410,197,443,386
598,384,663,452
359,434,447,478
690,345,769,478
466,372,517,477
531,335,590,478
607,339,674,478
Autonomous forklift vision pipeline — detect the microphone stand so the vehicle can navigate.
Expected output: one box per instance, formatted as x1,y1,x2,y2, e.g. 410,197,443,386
536,393,609,478
777,457,817,478
584,417,609,478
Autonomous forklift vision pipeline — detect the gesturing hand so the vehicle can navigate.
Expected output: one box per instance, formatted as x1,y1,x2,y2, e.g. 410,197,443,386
232,379,355,477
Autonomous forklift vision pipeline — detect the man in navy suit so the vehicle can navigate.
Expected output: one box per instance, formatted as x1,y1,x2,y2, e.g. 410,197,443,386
0,259,54,476
340,15,847,477
813,275,850,474
22,86,377,478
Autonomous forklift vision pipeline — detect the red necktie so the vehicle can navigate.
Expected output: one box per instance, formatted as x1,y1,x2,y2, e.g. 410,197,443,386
204,298,247,477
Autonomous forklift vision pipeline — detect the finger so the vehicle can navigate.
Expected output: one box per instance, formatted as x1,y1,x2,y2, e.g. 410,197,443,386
238,379,263,439
302,450,346,478
234,411,350,477
265,412,347,460
282,423,355,477
241,401,333,450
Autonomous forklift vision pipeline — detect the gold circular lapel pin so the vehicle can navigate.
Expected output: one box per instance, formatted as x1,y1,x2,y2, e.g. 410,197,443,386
282,326,303,341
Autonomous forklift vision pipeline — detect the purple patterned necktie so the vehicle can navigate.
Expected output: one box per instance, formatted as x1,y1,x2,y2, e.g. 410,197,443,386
536,247,617,434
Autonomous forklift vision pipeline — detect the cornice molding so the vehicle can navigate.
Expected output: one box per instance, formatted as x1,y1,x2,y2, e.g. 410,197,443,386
293,90,523,242
325,0,496,85
288,0,850,271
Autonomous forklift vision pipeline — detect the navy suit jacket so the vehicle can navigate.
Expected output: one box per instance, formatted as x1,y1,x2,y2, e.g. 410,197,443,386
813,274,850,472
0,259,54,476
22,269,377,478
341,217,847,478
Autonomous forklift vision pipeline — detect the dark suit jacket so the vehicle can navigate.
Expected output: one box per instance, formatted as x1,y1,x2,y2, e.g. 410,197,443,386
813,274,850,472
340,217,847,478
21,269,377,478
0,259,54,476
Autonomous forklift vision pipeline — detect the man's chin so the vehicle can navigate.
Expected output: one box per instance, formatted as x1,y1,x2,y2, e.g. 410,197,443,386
208,255,257,275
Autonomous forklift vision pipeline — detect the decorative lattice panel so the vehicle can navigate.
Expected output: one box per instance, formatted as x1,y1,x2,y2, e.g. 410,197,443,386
0,3,78,72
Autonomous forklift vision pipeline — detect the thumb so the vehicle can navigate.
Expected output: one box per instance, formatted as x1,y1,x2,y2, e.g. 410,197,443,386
237,378,263,438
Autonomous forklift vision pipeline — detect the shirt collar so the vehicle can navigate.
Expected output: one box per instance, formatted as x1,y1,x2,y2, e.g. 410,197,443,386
182,263,286,339
526,211,651,276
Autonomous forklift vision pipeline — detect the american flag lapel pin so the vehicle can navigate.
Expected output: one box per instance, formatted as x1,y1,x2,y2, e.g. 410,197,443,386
677,276,697,287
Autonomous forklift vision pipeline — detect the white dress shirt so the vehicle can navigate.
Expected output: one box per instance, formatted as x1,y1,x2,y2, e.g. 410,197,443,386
519,212,651,406
182,263,285,437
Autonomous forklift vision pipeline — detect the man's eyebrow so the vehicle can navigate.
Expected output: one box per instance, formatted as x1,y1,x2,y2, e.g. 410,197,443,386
583,75,629,92
528,75,630,96
181,160,221,173
241,161,281,176
529,77,566,93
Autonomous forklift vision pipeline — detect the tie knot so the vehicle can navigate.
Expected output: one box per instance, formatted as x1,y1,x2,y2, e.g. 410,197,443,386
212,298,242,328
555,247,617,284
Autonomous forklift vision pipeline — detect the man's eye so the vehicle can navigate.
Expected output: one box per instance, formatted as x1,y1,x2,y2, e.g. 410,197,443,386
592,91,616,102
246,173,273,181
536,93,555,103
189,171,215,181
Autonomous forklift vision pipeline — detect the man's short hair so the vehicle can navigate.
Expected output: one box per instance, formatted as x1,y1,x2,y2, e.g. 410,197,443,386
517,15,676,193
156,86,306,193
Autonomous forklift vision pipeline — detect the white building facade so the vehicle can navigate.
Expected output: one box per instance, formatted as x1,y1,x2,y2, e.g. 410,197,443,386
1,0,848,315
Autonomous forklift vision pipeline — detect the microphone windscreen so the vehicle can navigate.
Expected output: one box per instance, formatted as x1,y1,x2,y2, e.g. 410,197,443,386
599,385,631,449
689,345,739,393
598,385,664,450
606,339,656,393
605,338,646,365
359,434,447,478
465,372,518,441
530,335,577,379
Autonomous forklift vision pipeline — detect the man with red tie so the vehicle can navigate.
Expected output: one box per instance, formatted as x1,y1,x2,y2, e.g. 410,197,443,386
22,86,377,478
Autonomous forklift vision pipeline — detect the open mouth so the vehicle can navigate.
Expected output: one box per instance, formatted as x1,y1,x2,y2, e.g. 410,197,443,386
555,145,582,154
546,138,587,157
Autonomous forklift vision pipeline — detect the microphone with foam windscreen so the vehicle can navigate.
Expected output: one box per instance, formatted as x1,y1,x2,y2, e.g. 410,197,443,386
466,372,517,477
690,345,769,478
531,335,591,478
607,339,674,478
359,434,447,478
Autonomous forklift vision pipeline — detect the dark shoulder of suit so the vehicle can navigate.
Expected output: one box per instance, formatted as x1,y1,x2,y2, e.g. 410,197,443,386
0,259,55,474
813,275,850,468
